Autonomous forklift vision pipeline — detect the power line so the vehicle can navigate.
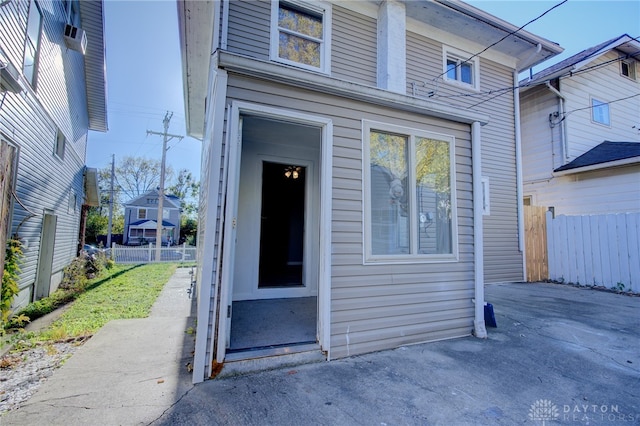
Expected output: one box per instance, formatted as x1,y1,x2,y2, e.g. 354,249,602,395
430,0,568,86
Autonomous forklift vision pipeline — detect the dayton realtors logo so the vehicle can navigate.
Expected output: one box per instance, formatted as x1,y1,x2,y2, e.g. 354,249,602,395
529,399,638,424
529,399,560,425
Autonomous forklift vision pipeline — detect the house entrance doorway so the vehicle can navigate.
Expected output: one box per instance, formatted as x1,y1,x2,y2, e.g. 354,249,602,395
223,113,321,355
258,161,306,288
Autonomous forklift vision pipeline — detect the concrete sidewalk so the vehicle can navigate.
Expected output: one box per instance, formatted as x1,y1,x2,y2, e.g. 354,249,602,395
3,266,197,426
4,278,639,425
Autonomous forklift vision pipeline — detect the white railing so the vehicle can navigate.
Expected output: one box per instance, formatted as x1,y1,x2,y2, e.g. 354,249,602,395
547,212,639,292
110,243,197,264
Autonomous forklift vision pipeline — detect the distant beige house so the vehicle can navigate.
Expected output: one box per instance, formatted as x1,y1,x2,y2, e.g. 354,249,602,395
520,34,640,215
177,0,562,382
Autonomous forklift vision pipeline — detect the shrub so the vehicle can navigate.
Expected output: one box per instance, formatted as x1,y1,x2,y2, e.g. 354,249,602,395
2,238,23,327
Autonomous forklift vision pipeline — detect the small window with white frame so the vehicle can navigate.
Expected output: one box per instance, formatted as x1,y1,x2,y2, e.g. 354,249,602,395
591,97,610,126
443,46,479,90
68,191,77,214
138,208,147,220
271,1,331,73
54,129,66,159
621,59,636,80
363,120,458,263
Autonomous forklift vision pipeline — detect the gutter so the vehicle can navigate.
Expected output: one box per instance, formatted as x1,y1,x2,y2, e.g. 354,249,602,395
545,81,569,162
472,121,487,339
513,70,525,279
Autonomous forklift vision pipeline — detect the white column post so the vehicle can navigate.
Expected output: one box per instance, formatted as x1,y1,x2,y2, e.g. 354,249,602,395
377,0,406,93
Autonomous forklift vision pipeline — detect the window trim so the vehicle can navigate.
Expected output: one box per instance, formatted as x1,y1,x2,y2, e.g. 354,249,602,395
590,97,611,127
138,208,147,220
442,46,480,91
22,0,43,88
270,0,332,74
362,120,459,264
54,129,66,160
620,59,636,81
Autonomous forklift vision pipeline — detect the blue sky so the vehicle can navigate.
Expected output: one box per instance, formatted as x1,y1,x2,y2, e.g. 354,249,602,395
86,0,640,181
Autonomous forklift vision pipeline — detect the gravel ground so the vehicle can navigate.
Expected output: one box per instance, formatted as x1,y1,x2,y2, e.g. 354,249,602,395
0,338,89,413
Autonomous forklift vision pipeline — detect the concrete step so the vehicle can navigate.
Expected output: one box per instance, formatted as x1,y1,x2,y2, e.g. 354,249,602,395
218,344,325,378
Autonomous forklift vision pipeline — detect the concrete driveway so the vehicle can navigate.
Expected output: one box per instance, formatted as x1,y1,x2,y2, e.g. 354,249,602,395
4,277,638,426
155,282,639,425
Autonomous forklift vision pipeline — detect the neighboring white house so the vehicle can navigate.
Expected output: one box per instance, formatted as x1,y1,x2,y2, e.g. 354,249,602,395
0,0,107,308
123,189,182,246
520,34,640,215
177,0,562,382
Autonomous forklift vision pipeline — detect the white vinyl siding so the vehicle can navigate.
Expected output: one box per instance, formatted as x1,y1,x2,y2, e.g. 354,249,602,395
520,50,640,217
0,0,92,308
559,50,640,160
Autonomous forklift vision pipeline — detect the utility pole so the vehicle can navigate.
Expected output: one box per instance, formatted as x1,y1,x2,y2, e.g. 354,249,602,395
147,112,183,261
107,154,115,248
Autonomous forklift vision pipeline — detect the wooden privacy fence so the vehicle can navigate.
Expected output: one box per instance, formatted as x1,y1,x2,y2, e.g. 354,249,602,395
110,243,196,264
524,205,549,282
546,212,640,292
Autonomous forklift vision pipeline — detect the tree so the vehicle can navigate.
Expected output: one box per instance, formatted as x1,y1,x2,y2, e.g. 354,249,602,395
100,156,174,205
167,169,199,218
180,217,198,245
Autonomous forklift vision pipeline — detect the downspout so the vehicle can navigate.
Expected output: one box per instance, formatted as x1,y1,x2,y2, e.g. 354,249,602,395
472,121,487,338
513,70,525,280
545,81,568,162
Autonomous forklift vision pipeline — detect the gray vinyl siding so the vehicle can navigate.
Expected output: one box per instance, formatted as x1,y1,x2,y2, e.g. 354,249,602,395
225,1,378,86
0,0,91,308
212,73,475,362
406,30,523,283
226,0,270,60
331,5,377,86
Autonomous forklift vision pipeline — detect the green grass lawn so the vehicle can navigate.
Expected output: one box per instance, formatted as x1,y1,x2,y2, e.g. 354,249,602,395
38,263,177,341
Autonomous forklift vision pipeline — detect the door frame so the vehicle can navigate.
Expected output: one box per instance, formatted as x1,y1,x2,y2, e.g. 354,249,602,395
215,101,333,363
237,155,317,301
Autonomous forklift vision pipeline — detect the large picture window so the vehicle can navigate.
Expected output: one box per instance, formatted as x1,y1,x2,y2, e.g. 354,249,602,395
363,121,458,263
271,1,331,73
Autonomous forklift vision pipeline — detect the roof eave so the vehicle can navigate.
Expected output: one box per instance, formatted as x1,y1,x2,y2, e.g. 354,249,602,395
177,0,215,140
79,0,108,132
434,0,563,71
554,156,640,176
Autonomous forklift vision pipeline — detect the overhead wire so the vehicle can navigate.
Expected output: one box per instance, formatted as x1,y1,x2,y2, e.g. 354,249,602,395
426,0,569,94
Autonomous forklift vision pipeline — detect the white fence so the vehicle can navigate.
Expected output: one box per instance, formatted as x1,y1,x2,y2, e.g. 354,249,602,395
546,212,640,292
110,243,196,264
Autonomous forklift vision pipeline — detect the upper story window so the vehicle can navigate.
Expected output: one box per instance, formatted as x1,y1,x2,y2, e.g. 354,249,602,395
63,0,80,26
271,1,331,73
163,208,170,219
591,97,610,126
23,0,43,87
363,120,458,263
443,46,479,91
138,208,147,220
54,129,66,159
621,60,636,80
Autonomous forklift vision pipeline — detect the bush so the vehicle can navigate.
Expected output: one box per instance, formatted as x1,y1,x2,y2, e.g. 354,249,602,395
2,238,23,328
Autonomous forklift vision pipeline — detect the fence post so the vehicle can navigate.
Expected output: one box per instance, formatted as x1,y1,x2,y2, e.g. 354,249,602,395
111,242,115,260
182,243,186,262
149,243,153,262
